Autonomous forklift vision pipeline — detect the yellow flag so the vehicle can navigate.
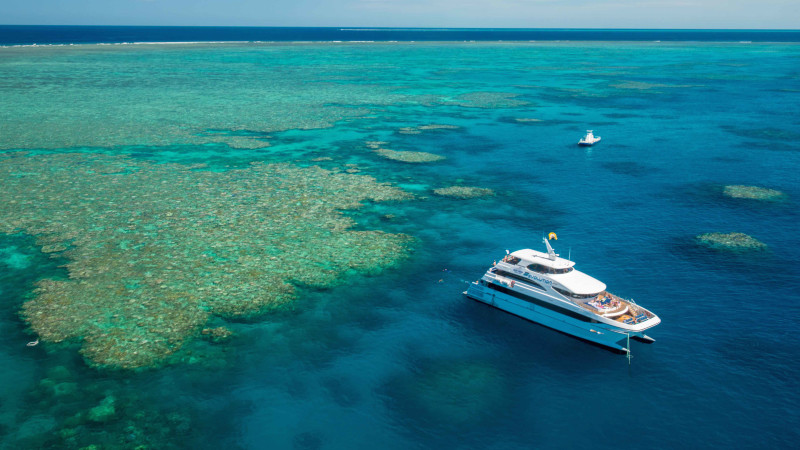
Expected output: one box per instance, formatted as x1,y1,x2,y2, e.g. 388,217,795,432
548,232,558,240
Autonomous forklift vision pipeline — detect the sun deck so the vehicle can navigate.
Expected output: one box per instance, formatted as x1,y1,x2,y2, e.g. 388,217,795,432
576,292,653,325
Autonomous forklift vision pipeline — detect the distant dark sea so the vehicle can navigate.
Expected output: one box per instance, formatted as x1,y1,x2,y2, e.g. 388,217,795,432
1,25,799,45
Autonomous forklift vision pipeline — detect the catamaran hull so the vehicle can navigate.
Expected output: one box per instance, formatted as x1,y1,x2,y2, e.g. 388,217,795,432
465,282,641,352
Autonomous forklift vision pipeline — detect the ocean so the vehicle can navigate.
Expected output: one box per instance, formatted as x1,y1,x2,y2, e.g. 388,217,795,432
0,28,799,449
2,26,800,46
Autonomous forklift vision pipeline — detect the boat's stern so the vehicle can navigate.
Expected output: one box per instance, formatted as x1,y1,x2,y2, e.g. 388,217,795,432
464,279,486,301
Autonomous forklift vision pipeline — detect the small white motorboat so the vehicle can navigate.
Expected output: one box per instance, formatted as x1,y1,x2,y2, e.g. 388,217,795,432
578,130,601,146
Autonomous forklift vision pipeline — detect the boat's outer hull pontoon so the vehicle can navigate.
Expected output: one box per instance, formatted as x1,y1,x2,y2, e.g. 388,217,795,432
465,281,655,352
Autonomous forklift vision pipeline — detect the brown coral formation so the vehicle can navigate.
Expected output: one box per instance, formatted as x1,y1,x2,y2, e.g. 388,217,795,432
201,327,234,343
696,232,767,251
433,186,495,199
417,124,459,131
398,124,459,134
0,152,413,369
723,185,786,201
374,148,445,163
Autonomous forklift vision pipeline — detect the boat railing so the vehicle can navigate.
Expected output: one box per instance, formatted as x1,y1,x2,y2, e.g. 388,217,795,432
626,298,652,322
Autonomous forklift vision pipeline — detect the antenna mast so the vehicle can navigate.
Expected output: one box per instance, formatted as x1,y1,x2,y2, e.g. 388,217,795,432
543,237,558,260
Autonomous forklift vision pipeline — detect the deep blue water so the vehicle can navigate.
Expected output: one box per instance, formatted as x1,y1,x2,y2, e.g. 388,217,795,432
1,25,800,46
1,36,800,449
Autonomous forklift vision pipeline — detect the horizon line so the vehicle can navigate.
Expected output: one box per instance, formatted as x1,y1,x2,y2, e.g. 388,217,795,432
1,25,799,31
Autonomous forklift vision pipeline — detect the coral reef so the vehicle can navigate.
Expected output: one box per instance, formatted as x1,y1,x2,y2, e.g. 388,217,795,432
0,45,409,150
0,152,414,369
87,396,116,423
417,124,459,131
375,148,445,163
696,232,767,252
720,125,800,142
384,359,507,427
11,359,197,449
343,164,361,174
601,161,652,177
197,129,272,149
200,326,233,343
722,185,786,201
433,186,495,199
445,92,527,108
0,243,34,270
398,124,459,134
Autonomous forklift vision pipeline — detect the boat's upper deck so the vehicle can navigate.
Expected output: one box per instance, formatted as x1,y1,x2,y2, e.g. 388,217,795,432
490,241,660,331
509,248,574,270
501,248,606,295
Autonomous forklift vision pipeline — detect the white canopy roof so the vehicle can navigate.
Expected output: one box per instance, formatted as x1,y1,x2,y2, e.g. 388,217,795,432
551,270,606,295
510,249,574,269
510,248,606,295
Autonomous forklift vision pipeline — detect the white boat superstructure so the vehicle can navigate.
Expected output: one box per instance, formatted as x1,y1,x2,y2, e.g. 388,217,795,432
464,237,660,354
578,130,601,146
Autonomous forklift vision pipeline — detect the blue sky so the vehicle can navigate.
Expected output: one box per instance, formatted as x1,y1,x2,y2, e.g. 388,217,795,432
3,0,797,29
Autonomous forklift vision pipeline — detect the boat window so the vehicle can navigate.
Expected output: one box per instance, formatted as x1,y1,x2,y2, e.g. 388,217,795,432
495,270,545,290
485,283,598,323
527,263,573,274
553,286,599,299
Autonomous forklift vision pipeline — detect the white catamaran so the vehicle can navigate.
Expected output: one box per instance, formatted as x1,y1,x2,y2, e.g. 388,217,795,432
464,235,660,354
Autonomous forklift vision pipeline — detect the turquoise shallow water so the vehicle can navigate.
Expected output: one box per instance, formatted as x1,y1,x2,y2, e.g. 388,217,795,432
1,41,800,449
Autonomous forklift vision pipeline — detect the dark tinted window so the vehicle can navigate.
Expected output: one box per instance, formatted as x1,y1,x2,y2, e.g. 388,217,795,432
485,283,597,323
553,286,598,299
495,270,545,290
527,263,573,274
